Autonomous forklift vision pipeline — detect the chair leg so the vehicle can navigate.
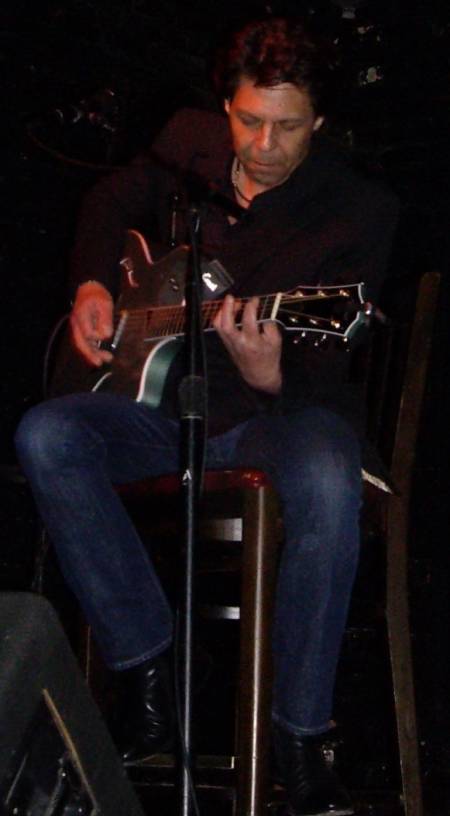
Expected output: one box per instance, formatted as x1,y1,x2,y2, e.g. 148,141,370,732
386,494,423,816
384,273,441,816
236,485,279,816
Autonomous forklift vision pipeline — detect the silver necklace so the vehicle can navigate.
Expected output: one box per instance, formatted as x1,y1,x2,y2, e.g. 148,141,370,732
231,158,252,204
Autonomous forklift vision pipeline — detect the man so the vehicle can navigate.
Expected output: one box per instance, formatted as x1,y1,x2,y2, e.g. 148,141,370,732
15,17,398,816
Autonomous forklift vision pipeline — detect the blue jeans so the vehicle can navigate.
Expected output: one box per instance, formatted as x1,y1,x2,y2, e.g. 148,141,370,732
15,393,362,736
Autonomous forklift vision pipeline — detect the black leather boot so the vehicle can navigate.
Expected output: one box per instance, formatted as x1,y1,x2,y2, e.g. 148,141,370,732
273,724,354,816
116,653,175,764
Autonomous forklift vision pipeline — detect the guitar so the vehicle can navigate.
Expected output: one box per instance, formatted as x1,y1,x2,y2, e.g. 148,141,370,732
50,229,369,407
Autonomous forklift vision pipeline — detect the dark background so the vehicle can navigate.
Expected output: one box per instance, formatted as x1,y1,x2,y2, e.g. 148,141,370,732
1,0,449,808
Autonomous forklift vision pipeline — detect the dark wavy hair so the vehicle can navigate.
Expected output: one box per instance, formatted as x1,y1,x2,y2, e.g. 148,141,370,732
214,17,337,117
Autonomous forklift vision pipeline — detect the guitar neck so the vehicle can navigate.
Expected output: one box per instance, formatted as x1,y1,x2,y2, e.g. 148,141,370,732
114,281,364,347
123,294,279,340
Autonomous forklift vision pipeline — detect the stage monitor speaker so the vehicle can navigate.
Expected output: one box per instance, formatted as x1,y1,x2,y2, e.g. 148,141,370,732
0,591,145,815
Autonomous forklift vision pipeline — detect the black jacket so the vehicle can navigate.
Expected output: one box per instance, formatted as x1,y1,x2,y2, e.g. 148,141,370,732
70,108,399,452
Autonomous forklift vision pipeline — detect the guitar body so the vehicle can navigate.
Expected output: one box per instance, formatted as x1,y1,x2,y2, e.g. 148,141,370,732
49,232,222,405
49,229,368,406
92,233,190,405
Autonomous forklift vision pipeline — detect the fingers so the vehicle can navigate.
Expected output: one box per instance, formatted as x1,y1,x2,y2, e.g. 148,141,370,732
70,283,114,366
77,292,113,341
214,294,238,334
96,307,114,342
241,297,260,336
214,295,259,336
215,295,281,344
261,319,282,348
211,293,282,393
71,315,113,366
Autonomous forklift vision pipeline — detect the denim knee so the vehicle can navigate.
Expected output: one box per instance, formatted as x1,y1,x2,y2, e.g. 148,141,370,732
275,410,360,502
15,400,85,476
302,438,361,511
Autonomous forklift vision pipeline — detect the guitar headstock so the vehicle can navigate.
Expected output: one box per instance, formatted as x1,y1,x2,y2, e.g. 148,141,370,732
275,282,368,344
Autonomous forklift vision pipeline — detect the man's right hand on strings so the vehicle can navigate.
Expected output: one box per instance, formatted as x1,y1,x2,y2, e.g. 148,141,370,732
70,281,114,367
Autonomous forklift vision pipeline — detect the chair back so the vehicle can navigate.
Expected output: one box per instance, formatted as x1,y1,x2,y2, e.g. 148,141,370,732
360,271,440,471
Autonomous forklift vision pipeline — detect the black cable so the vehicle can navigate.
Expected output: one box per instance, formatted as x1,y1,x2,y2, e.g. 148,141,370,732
42,313,70,399
27,124,124,172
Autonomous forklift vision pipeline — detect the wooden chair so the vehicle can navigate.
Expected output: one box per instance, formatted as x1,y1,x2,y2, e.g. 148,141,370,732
118,467,281,816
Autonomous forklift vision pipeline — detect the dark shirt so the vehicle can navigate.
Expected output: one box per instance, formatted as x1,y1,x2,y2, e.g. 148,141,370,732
70,108,399,448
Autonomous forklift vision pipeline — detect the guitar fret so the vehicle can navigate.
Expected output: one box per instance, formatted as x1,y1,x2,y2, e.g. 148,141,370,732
259,296,266,321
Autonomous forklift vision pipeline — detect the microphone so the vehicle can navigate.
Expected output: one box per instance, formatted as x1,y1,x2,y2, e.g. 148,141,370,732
183,168,246,221
149,149,246,222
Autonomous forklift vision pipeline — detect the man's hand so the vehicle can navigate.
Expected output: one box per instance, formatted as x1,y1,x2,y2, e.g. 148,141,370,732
213,295,282,394
70,281,114,367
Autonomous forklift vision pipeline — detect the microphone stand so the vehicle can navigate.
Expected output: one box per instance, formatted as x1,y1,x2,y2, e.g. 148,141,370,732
176,204,207,816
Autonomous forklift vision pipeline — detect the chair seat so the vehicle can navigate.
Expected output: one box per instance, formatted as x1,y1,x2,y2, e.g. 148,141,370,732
118,467,273,498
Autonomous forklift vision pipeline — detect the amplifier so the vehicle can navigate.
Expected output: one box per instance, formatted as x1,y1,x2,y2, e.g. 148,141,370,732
0,591,145,815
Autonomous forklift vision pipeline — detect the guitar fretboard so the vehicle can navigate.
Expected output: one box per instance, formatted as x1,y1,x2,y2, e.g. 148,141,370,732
115,289,350,342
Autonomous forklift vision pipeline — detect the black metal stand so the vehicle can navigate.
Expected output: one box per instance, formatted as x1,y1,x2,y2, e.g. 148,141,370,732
176,206,207,816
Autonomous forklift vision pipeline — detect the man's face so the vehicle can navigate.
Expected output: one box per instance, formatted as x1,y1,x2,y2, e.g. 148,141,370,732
225,78,324,191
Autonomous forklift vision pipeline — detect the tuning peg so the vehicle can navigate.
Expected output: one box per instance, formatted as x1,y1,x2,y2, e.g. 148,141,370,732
314,333,330,349
292,331,308,346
